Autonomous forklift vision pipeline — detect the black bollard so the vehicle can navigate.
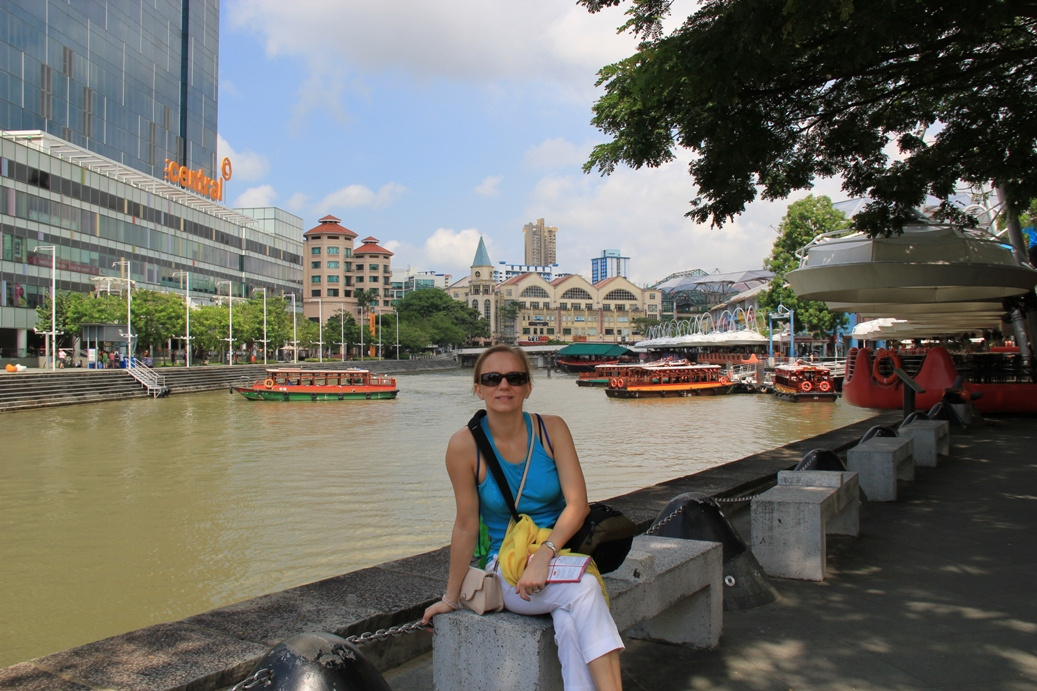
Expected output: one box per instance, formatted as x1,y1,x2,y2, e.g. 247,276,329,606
235,631,392,691
649,493,779,610
859,424,898,443
793,448,846,471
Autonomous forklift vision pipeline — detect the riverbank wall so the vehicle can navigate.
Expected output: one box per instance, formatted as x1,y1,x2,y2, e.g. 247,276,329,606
0,358,458,412
0,410,898,690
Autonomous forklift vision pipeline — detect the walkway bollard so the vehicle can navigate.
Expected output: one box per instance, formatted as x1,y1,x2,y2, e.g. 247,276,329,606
232,632,392,691
648,493,778,610
793,448,846,471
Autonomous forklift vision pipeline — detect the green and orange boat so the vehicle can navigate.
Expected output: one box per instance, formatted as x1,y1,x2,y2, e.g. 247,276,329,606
235,368,398,401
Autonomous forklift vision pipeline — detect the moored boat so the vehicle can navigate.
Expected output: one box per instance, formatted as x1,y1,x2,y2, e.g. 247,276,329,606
576,358,687,387
841,346,1037,415
235,368,398,401
605,362,731,398
772,363,838,402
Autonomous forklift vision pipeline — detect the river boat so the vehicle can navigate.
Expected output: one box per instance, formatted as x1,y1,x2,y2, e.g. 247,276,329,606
842,346,1037,415
556,344,637,373
772,363,838,402
576,357,688,387
604,362,731,398
234,368,398,401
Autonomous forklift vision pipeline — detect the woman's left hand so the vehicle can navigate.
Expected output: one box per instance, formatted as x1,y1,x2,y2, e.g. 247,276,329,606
517,549,551,600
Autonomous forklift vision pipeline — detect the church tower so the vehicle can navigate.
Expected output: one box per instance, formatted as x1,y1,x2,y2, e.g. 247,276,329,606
470,236,497,337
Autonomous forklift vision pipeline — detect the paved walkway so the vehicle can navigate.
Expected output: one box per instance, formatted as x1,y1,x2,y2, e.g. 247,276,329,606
386,416,1037,690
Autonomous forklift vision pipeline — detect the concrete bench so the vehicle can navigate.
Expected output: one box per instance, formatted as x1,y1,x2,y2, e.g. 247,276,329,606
846,436,914,501
432,535,723,691
898,419,950,467
750,470,860,581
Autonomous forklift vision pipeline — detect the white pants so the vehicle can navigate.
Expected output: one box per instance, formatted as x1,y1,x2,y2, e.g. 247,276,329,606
496,568,624,690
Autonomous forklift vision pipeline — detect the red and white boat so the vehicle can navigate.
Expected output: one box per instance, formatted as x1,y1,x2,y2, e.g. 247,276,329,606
841,346,1037,414
772,363,838,402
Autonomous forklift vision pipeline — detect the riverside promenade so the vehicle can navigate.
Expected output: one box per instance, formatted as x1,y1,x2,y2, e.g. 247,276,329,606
2,411,1035,689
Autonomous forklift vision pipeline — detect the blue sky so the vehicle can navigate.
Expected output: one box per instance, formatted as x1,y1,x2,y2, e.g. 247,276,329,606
216,1,839,286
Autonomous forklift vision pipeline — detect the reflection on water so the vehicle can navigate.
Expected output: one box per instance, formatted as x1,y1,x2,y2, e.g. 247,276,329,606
0,369,874,666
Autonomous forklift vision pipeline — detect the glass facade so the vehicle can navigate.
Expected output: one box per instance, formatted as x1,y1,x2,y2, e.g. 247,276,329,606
0,0,219,180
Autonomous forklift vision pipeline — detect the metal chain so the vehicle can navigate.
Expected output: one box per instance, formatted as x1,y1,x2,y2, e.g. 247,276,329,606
343,619,428,645
714,490,769,504
643,505,684,535
231,667,273,691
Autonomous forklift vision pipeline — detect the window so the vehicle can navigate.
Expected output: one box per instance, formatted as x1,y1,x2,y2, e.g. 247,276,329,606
311,247,321,255
370,263,380,271
311,289,321,297
559,302,568,310
327,247,339,255
327,289,339,297
586,303,594,310
327,261,339,269
520,286,549,298
561,287,592,300
530,302,540,309
605,289,636,301
311,276,321,283
327,275,339,283
311,261,321,269
343,262,352,272
356,276,364,282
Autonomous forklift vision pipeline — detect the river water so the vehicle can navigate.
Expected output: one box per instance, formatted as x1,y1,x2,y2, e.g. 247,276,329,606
0,369,875,666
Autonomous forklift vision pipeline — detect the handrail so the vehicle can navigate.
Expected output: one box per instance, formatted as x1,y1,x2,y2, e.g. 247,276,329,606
124,361,170,397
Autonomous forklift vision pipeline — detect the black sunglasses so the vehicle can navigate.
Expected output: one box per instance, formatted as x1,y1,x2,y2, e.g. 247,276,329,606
479,371,530,387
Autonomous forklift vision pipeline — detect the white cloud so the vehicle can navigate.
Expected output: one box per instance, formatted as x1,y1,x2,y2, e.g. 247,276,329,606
232,184,278,208
217,134,270,182
525,138,588,170
475,176,503,197
419,228,488,278
317,182,406,211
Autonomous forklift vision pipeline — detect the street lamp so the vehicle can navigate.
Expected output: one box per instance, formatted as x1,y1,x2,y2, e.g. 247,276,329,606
317,298,324,363
394,307,400,360
378,311,383,359
114,259,133,368
217,280,234,365
254,288,268,365
172,271,192,368
358,304,365,362
768,303,795,363
34,246,58,370
283,293,298,364
335,308,348,362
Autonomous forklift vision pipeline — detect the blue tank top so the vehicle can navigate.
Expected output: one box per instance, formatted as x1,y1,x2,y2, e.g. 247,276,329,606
477,413,566,554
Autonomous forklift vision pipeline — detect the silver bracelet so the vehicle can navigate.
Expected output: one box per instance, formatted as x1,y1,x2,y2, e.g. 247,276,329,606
442,596,460,610
542,540,558,557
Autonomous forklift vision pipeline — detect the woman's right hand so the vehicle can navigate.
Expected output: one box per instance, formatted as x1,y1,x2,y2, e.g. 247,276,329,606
421,599,457,627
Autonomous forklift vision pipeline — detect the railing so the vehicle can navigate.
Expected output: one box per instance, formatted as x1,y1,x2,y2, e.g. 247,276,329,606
125,361,170,397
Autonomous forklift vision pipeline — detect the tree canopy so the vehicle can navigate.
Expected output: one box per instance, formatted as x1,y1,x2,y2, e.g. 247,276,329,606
758,195,850,339
581,0,1037,238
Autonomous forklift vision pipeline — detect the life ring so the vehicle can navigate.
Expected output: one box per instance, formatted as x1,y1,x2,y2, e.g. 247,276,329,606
616,378,626,388
872,351,901,386
818,380,832,392
719,376,730,385
264,379,274,389
610,378,619,388
800,380,813,392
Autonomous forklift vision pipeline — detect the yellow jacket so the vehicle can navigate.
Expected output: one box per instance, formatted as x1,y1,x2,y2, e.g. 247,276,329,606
498,514,609,605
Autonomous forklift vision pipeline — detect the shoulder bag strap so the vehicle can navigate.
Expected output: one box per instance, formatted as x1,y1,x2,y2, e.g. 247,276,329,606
468,410,520,522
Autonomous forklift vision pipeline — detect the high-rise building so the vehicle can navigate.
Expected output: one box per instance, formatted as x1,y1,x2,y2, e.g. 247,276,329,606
522,218,557,266
591,249,629,284
1,1,220,180
0,3,304,362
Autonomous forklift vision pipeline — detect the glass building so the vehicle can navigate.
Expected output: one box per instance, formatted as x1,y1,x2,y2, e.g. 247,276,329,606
0,0,219,179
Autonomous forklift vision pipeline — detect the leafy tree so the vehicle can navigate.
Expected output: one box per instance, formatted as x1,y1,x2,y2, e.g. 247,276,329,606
396,288,489,347
131,290,184,355
189,305,227,363
580,0,1037,251
759,196,850,340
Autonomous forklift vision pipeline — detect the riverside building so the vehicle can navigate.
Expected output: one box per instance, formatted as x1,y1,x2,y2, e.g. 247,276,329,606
0,1,304,359
0,131,303,358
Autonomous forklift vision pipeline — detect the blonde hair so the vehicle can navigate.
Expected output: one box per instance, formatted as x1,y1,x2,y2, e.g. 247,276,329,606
472,345,533,385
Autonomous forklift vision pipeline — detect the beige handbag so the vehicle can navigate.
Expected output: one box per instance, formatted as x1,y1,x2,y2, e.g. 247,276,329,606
458,566,504,614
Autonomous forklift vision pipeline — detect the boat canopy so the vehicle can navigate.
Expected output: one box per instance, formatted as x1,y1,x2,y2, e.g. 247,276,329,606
556,344,633,357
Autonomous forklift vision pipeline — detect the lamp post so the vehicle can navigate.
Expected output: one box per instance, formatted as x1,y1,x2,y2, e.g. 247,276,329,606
394,308,400,360
34,246,58,369
768,303,795,363
336,308,347,362
113,260,133,368
378,311,382,359
217,281,234,365
254,288,268,365
172,271,192,368
283,293,298,363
